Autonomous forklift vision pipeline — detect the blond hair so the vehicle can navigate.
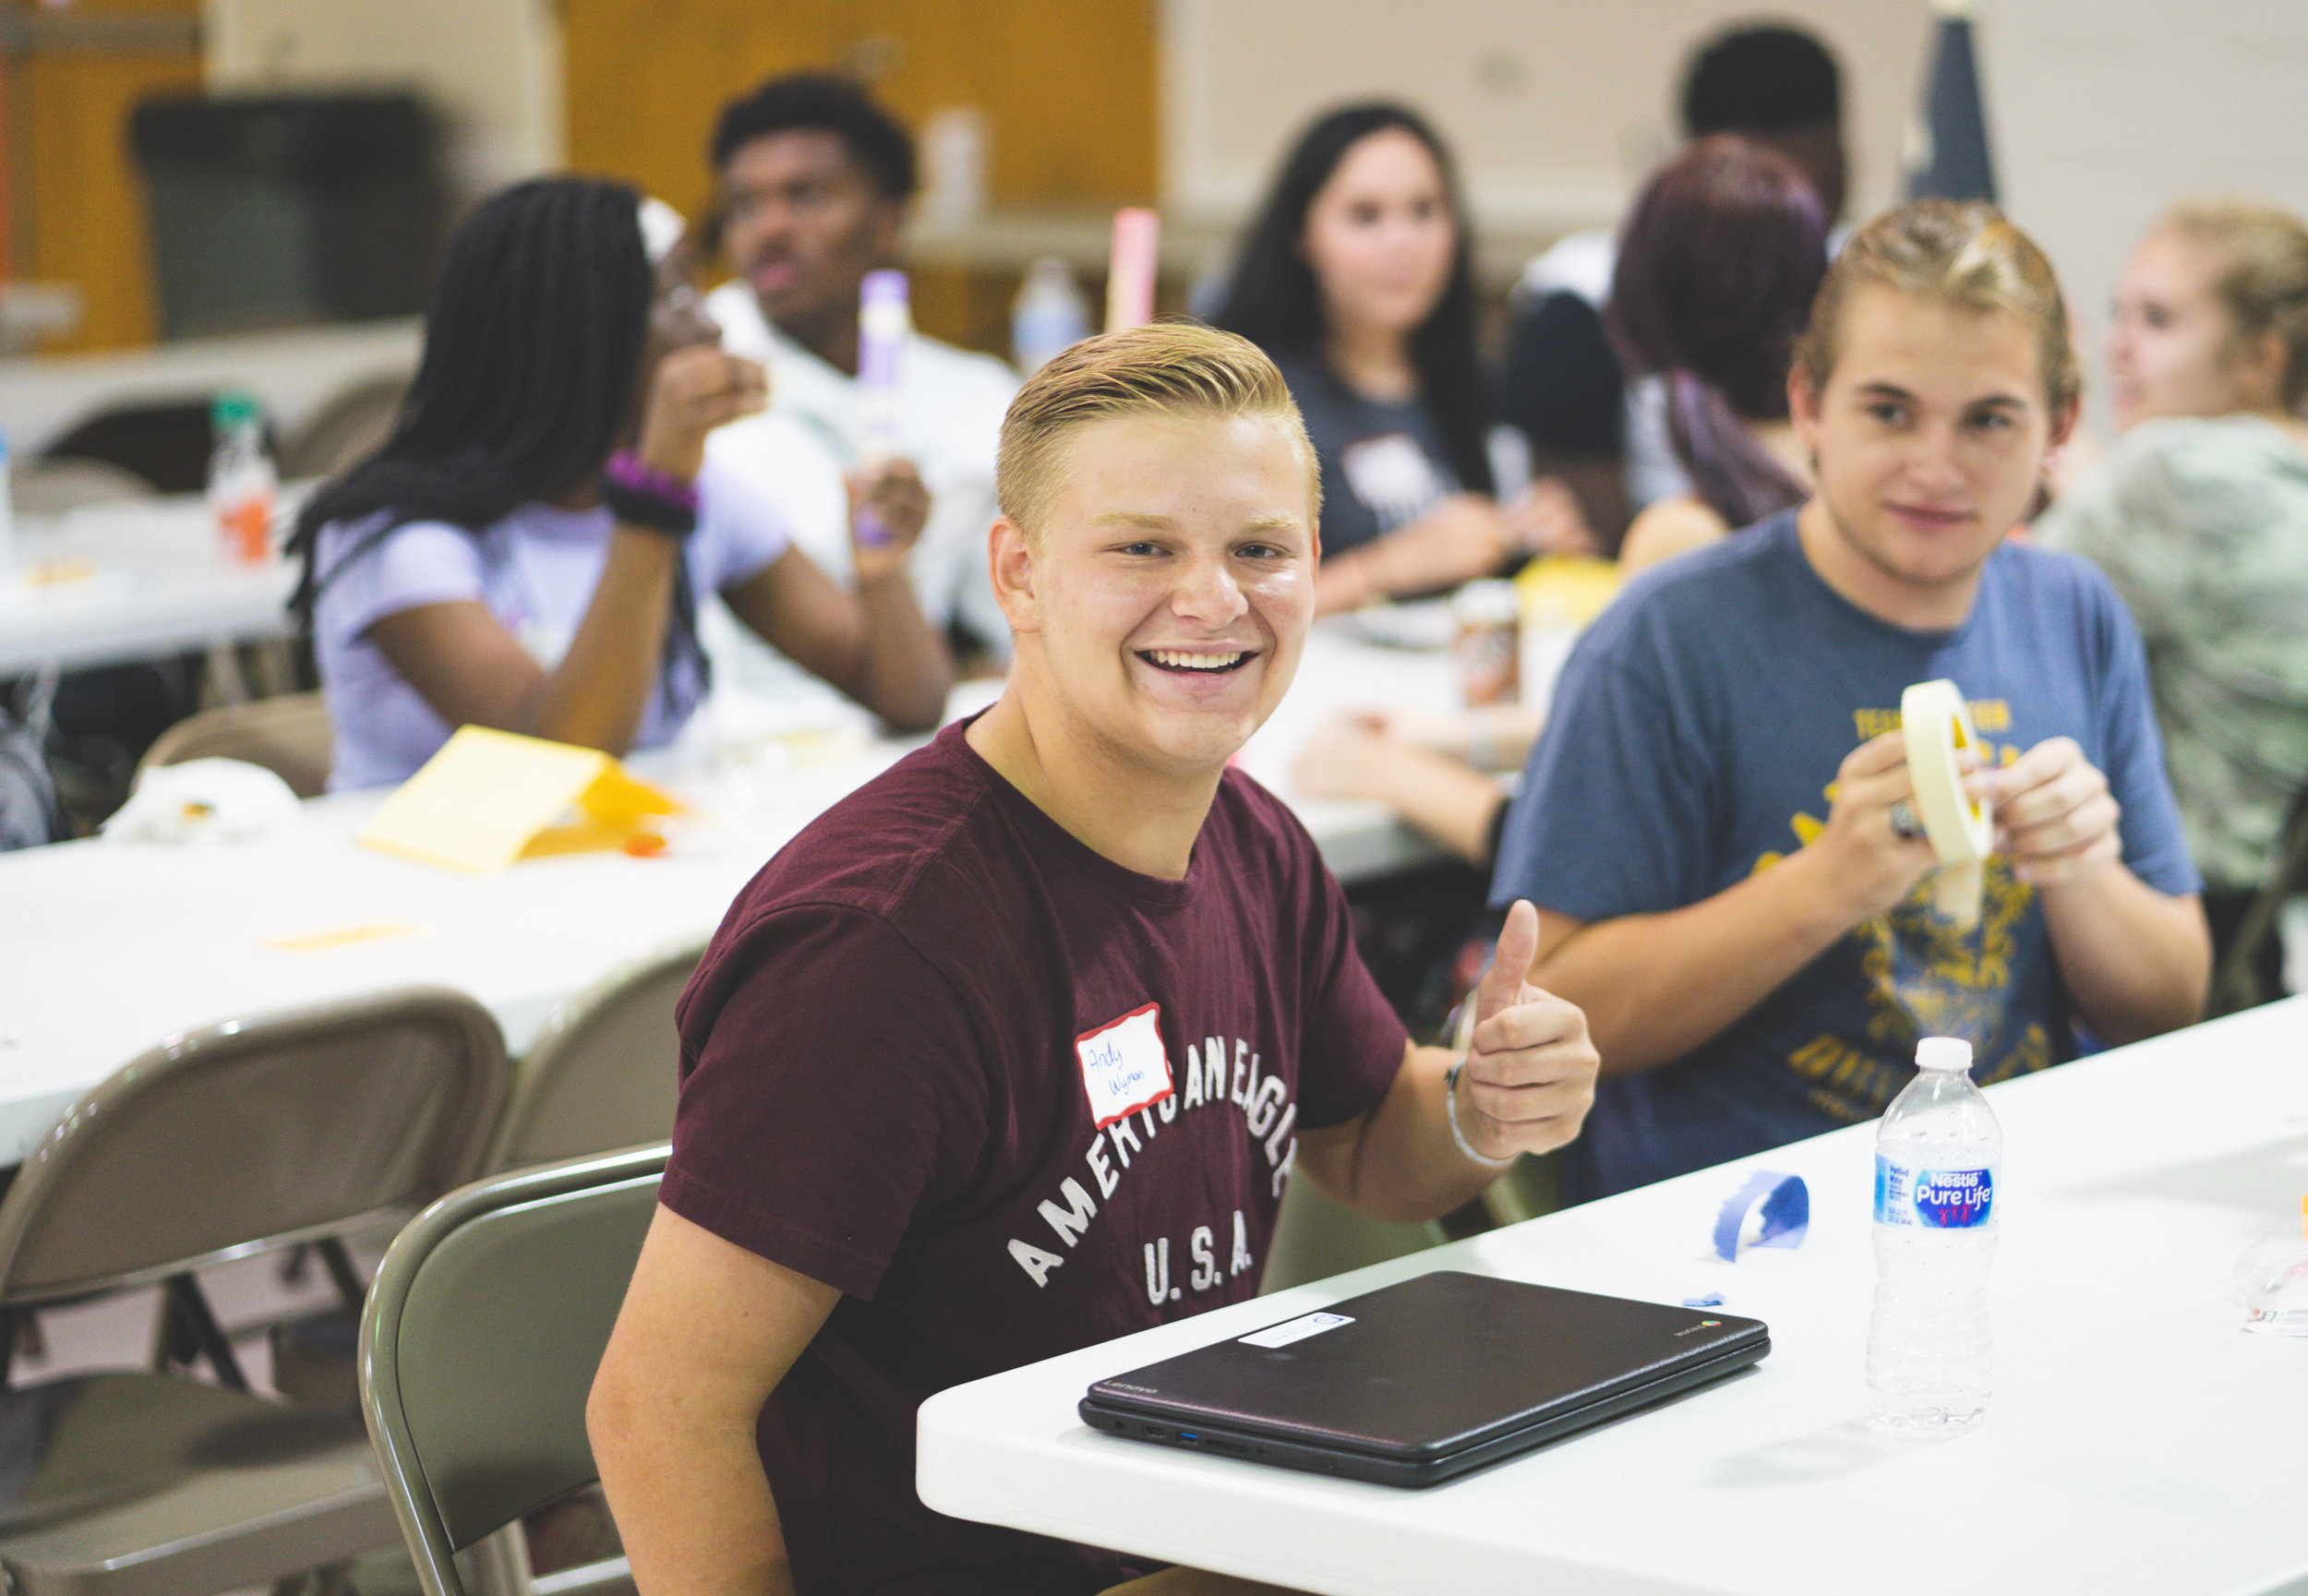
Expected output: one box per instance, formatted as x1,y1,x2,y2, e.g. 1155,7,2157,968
1795,198,2080,414
995,321,1320,541
2156,198,2308,408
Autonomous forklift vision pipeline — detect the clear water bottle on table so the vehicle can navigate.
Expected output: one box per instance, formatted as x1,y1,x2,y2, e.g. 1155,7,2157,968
1869,1035,2001,1434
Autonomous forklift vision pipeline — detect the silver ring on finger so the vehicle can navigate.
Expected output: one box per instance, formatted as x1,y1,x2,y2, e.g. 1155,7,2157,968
1889,799,1926,841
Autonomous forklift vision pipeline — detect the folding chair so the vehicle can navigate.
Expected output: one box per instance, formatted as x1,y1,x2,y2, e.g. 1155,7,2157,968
276,938,694,1438
360,1145,667,1596
483,939,704,1174
138,691,335,799
0,988,507,1596
279,374,411,482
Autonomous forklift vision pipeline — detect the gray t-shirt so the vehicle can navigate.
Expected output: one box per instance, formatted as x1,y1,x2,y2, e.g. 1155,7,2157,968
1270,353,1461,558
1492,511,2197,1202
2035,414,2308,893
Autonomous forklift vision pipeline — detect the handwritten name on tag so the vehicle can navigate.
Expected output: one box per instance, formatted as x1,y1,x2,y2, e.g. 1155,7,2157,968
1075,1002,1174,1129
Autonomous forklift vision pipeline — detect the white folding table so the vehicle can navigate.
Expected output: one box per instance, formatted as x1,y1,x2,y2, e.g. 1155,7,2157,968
918,996,2308,1596
0,624,1458,1161
1,497,298,677
0,319,420,459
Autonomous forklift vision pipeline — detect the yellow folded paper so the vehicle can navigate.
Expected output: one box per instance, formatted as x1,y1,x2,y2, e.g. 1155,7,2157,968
1514,555,1623,630
357,726,681,873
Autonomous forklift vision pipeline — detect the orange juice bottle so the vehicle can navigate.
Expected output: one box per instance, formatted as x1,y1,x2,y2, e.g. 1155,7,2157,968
207,390,275,564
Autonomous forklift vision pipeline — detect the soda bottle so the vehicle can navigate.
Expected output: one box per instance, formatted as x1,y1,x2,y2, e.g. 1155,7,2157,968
1450,579,1521,707
208,390,275,564
1867,1035,2001,1434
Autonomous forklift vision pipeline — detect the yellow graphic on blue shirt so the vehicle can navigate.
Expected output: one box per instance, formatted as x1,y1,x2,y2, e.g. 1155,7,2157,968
1750,698,2052,1124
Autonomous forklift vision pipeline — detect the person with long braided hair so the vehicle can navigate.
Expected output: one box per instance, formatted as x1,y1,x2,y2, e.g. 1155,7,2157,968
289,176,953,790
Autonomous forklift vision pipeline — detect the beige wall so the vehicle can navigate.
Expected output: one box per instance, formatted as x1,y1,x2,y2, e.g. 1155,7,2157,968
1986,0,2308,419
24,0,2308,369
1161,0,1935,234
203,0,565,198
1164,0,2308,419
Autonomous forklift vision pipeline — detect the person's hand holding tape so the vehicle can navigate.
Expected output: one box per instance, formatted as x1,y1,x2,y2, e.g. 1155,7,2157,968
1977,736,2122,885
1900,679,1998,928
1805,729,1971,925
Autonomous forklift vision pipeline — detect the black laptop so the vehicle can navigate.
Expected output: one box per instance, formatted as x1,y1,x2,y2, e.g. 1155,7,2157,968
1080,1270,1768,1488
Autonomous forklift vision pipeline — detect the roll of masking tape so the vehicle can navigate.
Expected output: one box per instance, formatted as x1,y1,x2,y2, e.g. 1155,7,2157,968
1901,678,1993,928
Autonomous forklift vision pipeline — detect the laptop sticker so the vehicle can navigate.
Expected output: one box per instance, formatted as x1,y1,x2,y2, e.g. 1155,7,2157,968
1240,1311,1354,1349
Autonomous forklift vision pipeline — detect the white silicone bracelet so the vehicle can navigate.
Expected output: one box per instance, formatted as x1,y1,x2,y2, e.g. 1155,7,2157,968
1444,1058,1514,1169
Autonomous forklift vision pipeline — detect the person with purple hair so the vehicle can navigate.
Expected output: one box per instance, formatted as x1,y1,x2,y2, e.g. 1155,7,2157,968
1499,21,1850,554
1609,137,1830,574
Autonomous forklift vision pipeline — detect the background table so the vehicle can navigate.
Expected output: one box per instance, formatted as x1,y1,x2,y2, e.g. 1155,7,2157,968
0,623,1460,1162
919,996,2308,1596
1,496,298,677
0,320,420,461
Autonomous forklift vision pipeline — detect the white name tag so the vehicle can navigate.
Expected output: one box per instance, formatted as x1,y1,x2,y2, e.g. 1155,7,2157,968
1340,432,1443,521
1240,1311,1354,1349
1075,1002,1174,1129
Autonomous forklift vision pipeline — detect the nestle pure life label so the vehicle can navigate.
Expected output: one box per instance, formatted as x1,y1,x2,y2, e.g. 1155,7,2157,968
1875,1156,1996,1229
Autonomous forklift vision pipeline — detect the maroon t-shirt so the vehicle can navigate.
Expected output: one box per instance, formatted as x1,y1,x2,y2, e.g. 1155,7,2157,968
666,720,1408,1596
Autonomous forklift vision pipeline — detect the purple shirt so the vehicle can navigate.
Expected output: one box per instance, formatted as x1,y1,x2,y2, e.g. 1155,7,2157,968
668,720,1408,1594
312,458,789,789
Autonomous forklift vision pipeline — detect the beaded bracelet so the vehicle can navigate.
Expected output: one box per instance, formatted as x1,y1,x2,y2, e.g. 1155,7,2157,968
599,450,700,537
1444,1058,1514,1169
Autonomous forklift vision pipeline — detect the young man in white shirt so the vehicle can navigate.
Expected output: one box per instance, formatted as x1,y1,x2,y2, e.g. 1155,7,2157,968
702,73,1017,662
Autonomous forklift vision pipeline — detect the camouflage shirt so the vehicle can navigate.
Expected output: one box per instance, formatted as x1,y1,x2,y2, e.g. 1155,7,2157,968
2037,414,2308,893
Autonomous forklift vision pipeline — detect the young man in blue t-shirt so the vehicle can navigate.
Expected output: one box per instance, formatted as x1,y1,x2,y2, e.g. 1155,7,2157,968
1494,201,2210,1204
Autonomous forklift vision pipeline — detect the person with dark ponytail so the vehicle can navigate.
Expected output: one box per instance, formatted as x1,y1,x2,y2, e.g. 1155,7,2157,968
1214,103,1576,615
1606,137,1828,574
289,177,953,790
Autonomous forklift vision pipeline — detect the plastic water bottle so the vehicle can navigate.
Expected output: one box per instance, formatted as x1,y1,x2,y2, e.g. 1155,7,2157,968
1868,1036,2001,1434
208,390,275,564
1011,257,1089,375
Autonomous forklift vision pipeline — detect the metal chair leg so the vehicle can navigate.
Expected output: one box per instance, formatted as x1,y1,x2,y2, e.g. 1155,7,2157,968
461,1523,536,1596
162,1273,250,1389
319,1236,367,1308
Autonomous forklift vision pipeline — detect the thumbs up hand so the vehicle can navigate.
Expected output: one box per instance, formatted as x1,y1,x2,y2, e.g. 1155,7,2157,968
1454,900,1600,1162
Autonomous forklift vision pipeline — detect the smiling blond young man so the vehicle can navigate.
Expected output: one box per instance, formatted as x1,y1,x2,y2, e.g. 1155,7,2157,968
588,324,1599,1596
1492,201,2208,1206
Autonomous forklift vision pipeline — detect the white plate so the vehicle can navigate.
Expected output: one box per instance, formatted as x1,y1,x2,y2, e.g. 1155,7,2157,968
1345,597,1455,651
